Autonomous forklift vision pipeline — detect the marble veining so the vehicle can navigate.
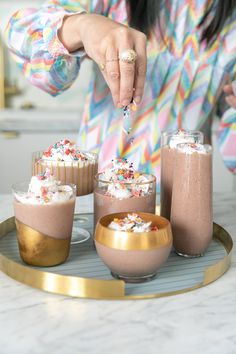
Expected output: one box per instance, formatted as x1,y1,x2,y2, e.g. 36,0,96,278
0,193,235,354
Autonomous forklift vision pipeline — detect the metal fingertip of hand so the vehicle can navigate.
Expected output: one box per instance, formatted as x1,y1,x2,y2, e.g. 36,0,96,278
100,63,105,71
131,101,138,111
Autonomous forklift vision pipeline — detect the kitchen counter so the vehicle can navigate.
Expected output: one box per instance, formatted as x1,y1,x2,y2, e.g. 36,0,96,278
0,193,236,354
0,108,81,132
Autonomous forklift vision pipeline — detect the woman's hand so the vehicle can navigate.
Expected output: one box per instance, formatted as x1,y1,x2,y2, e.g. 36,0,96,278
224,83,236,109
58,13,147,108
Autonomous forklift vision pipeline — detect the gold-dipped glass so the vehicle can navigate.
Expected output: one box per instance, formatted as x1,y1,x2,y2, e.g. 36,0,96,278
94,212,172,283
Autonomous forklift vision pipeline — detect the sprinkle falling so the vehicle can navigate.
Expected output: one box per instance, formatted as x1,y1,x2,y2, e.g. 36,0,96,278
123,105,134,146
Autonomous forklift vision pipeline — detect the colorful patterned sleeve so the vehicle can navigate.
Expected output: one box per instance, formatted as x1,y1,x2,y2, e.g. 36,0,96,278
217,107,236,174
5,0,104,96
216,20,236,175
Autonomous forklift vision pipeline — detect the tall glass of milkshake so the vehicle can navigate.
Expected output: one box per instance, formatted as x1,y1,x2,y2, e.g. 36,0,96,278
170,143,213,257
13,169,76,266
160,129,204,220
94,159,156,228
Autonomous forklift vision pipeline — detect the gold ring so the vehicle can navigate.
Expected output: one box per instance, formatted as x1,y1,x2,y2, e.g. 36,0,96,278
119,49,137,64
99,63,105,71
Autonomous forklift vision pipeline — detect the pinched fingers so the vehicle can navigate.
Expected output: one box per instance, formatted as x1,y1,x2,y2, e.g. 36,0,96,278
98,27,147,108
133,33,147,104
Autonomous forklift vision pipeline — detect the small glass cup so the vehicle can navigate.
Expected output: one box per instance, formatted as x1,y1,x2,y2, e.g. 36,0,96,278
170,143,213,257
32,151,98,196
95,212,172,283
32,151,98,244
12,181,76,266
160,130,204,220
94,172,156,230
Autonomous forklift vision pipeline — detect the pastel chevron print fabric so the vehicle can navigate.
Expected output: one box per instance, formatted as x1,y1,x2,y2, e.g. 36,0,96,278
5,0,236,188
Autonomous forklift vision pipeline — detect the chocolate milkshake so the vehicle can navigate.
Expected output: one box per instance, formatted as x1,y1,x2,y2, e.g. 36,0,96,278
94,159,156,228
13,169,76,266
170,143,213,257
32,139,98,196
160,130,204,220
95,212,172,283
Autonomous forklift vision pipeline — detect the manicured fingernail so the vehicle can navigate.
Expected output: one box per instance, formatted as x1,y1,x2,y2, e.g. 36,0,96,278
131,100,138,111
134,96,141,103
122,100,131,107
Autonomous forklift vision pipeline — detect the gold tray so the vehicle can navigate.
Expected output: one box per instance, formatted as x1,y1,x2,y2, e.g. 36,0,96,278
0,215,233,300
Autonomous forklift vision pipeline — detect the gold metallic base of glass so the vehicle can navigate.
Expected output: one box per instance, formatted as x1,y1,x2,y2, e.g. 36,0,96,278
15,219,71,267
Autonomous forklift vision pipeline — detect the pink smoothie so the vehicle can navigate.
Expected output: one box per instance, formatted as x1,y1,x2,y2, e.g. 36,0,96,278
94,189,156,227
95,241,172,279
33,159,98,196
32,139,98,196
14,197,75,239
160,130,203,220
170,144,213,256
160,146,175,220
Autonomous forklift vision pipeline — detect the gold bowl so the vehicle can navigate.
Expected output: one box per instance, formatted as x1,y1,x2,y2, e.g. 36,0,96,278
95,212,173,283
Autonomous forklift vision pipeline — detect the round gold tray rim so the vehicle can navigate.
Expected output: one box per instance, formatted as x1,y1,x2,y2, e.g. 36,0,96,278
0,216,233,300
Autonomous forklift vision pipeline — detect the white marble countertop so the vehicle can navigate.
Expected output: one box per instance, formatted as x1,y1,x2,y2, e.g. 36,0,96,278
0,193,236,354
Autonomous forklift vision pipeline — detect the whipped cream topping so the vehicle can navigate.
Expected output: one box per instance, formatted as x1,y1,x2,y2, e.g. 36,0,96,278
14,169,74,205
101,158,136,183
108,213,158,232
177,143,211,155
100,159,154,199
42,139,95,162
169,129,199,149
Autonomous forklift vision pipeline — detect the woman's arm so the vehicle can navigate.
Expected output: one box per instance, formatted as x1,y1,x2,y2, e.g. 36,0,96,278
5,1,101,96
5,0,147,106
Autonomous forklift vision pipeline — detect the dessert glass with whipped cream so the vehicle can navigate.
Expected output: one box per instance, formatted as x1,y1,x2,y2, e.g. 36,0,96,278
32,139,98,197
95,212,172,283
160,129,204,220
32,139,98,244
94,159,156,229
13,169,76,266
171,143,213,257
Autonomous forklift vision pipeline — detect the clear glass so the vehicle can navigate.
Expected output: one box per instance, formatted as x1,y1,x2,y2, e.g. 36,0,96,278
160,130,204,220
170,143,213,257
32,150,98,244
32,150,98,197
94,172,156,230
12,181,77,265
